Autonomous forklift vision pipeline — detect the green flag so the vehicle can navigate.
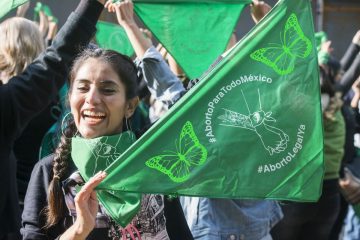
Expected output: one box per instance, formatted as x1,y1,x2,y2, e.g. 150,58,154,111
0,0,28,19
72,0,324,226
96,21,135,57
133,1,251,79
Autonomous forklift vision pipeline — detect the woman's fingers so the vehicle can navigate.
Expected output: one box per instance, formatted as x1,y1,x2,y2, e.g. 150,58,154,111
75,171,106,202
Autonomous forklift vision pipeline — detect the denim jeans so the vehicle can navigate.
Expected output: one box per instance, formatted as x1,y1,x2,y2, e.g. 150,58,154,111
180,197,283,240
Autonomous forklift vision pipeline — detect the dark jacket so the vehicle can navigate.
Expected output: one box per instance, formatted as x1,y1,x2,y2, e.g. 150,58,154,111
22,154,193,240
0,0,103,235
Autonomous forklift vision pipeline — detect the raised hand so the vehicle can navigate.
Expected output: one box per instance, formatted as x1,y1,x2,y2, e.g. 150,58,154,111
105,0,135,28
352,30,360,46
105,0,152,58
250,0,272,24
339,169,360,204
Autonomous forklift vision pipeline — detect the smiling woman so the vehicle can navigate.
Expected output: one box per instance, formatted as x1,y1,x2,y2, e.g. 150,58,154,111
69,49,139,139
42,48,141,239
21,2,193,237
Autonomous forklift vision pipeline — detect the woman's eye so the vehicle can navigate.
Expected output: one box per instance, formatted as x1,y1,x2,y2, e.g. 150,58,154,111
101,88,116,94
77,86,88,92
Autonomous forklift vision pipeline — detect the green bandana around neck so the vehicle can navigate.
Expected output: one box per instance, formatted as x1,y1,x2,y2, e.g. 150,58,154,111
71,131,141,227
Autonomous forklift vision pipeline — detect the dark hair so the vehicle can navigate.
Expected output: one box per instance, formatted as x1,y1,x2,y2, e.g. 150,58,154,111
43,118,77,228
69,48,139,99
319,65,335,97
327,57,341,83
45,48,139,228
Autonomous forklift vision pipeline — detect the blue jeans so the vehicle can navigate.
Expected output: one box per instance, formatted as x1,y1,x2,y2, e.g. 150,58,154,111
181,197,283,240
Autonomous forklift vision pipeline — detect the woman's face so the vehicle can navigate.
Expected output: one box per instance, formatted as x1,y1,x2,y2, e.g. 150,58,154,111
69,58,130,139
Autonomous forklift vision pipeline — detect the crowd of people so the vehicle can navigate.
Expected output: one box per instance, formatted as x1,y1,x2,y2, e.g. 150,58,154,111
0,0,359,239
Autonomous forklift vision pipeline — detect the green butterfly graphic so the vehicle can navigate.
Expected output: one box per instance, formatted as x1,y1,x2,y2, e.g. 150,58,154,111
250,13,312,75
145,121,208,183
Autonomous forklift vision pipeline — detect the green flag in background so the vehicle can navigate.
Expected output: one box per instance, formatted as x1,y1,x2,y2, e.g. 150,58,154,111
72,0,324,226
133,0,251,79
0,0,28,19
96,21,135,57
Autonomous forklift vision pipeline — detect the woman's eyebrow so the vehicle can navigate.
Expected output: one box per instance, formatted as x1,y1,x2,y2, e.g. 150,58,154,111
74,78,90,83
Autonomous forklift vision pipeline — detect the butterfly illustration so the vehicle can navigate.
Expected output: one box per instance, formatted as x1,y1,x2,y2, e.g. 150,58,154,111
250,13,312,75
145,121,207,183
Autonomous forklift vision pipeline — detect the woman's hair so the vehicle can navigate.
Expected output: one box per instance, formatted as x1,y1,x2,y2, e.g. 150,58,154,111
319,65,335,97
45,48,139,228
69,48,139,99
43,118,77,228
0,17,44,82
319,66,342,121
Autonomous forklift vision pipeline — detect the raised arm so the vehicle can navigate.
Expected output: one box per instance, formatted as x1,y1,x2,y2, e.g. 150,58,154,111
106,0,151,58
250,0,271,24
340,30,360,72
106,0,186,105
0,0,105,141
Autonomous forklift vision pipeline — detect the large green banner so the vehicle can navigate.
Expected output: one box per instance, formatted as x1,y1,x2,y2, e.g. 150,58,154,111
0,0,28,19
133,1,250,79
72,0,324,226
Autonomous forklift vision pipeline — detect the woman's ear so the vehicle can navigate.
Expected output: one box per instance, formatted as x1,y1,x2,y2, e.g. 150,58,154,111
125,96,139,118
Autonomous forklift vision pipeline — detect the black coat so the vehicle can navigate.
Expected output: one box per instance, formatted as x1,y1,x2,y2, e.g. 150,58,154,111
21,155,193,240
0,0,102,235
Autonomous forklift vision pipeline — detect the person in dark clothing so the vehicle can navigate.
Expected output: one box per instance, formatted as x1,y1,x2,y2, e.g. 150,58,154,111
0,0,105,239
0,15,59,212
328,30,360,240
21,1,193,239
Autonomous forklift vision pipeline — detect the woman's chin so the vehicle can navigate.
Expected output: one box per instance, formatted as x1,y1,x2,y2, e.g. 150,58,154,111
79,129,102,139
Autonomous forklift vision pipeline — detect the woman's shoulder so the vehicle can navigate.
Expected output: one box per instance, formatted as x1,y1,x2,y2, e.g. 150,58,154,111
31,153,55,178
37,153,55,168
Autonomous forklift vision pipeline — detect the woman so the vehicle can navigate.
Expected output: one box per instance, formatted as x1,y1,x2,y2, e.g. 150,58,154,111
22,44,193,239
0,16,59,216
0,17,44,83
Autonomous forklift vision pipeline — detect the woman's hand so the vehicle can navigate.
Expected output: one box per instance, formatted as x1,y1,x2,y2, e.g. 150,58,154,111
352,30,360,46
339,169,360,205
60,171,107,240
105,0,136,28
250,0,271,24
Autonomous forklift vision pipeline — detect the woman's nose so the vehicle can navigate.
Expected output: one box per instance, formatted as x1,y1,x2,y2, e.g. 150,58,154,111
85,87,101,105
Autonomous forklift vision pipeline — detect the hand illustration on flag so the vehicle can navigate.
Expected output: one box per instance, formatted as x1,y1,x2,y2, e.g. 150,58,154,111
218,89,289,155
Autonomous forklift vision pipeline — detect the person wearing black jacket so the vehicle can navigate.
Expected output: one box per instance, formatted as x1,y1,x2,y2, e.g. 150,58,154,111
21,1,192,239
0,0,105,239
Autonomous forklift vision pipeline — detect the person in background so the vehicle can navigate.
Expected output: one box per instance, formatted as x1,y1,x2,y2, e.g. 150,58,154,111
0,16,59,220
0,0,105,239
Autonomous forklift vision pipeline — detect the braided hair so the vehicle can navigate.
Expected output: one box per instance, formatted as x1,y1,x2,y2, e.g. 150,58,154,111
44,48,139,228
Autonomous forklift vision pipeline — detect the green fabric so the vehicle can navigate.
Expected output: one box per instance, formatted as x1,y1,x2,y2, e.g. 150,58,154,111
33,2,58,23
72,132,141,226
315,31,329,64
116,0,251,3
318,49,330,65
323,110,345,180
0,0,28,19
72,0,324,227
315,31,328,51
134,1,250,79
96,21,135,57
354,204,360,217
